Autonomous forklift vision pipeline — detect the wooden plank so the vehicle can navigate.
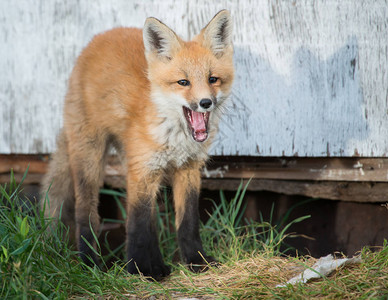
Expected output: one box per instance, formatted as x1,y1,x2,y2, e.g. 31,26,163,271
0,173,43,186
6,154,387,183
203,157,388,182
104,156,388,182
1,1,388,156
2,155,388,182
201,179,388,203
2,155,388,202
2,173,386,203
0,155,48,174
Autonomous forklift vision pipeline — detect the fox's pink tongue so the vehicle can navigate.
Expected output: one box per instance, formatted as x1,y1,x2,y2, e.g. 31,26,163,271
191,111,208,142
191,111,206,132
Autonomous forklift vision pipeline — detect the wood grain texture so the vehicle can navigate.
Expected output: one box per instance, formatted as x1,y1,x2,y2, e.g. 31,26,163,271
1,1,387,156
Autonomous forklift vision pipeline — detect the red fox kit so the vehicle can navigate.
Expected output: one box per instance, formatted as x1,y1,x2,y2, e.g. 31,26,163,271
41,10,234,279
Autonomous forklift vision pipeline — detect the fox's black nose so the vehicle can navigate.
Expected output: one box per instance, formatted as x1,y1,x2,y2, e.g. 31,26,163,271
199,98,213,109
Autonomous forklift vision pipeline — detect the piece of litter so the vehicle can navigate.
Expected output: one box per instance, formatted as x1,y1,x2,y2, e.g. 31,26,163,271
202,165,228,178
277,254,362,287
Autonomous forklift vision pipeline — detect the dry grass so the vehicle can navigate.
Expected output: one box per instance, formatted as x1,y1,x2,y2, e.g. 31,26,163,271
114,246,388,300
164,254,307,299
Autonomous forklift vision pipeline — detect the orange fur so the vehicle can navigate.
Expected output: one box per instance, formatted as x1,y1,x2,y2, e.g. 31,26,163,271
172,162,203,229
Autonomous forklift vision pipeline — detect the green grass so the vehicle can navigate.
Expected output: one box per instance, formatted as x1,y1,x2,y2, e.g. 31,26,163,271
1,170,387,299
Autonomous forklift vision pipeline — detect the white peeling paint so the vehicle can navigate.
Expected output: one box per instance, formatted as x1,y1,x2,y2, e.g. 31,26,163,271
1,0,387,157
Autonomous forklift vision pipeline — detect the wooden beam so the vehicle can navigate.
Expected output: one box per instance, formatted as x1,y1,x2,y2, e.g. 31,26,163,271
201,179,388,203
2,155,388,202
103,156,388,182
2,155,388,182
203,157,388,182
0,173,43,186
0,155,48,174
2,172,386,203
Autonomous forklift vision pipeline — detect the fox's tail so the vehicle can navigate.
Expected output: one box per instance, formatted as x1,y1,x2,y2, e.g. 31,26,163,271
40,129,75,239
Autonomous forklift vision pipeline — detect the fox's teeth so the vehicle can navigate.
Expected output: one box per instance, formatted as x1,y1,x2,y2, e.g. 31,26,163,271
185,107,192,121
204,112,209,123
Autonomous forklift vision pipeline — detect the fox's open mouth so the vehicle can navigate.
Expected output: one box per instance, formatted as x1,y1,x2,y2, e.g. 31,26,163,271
183,107,210,142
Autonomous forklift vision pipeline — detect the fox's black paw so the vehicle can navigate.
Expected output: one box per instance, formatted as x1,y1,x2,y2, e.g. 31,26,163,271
146,263,171,281
127,259,171,281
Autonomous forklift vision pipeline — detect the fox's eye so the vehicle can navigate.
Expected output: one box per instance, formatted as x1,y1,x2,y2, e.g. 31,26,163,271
177,79,190,86
209,77,218,84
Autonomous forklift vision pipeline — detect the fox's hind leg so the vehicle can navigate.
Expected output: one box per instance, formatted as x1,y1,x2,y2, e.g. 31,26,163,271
173,164,216,272
41,130,75,241
66,128,108,267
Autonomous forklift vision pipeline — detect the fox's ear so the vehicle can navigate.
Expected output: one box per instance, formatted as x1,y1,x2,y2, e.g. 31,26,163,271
143,17,181,60
200,10,233,58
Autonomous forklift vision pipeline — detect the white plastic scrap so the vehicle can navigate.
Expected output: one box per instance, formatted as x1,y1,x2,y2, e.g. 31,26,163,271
202,165,228,178
277,254,362,287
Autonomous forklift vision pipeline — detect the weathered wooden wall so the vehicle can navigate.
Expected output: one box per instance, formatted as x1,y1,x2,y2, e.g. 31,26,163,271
1,0,387,156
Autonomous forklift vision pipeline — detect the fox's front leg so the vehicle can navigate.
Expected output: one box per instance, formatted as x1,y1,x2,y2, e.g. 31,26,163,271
173,165,216,272
125,171,171,280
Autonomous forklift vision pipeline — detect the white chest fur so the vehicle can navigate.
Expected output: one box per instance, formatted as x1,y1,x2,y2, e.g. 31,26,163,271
148,116,209,170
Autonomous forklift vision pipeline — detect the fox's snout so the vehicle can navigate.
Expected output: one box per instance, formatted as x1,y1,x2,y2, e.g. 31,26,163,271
189,97,217,112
